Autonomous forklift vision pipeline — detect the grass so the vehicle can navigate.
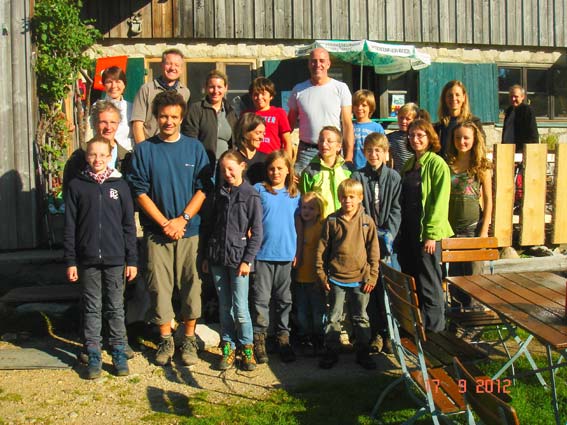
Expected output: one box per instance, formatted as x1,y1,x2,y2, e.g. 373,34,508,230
135,348,567,425
138,375,437,425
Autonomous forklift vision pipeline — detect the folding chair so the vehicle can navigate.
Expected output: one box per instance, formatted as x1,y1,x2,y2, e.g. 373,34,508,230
442,237,506,337
372,262,466,424
453,356,520,425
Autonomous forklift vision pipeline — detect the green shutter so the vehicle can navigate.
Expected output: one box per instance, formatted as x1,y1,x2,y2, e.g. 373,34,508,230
124,58,146,103
419,63,498,123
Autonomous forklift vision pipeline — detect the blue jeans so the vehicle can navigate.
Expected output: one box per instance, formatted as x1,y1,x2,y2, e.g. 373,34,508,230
293,282,326,338
252,260,292,336
294,143,319,175
211,265,253,347
80,265,126,349
325,283,371,349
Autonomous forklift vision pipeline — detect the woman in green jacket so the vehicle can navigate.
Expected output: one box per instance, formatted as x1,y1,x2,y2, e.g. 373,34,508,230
399,119,453,332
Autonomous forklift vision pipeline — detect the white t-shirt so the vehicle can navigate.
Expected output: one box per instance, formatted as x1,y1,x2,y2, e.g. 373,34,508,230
288,78,352,144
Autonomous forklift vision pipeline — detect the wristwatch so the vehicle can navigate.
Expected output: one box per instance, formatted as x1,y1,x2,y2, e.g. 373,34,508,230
182,212,191,222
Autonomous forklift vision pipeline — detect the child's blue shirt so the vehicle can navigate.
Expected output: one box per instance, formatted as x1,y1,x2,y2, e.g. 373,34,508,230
254,184,300,261
353,121,385,170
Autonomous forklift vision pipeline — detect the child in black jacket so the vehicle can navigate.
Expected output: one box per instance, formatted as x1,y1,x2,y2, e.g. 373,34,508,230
64,137,137,379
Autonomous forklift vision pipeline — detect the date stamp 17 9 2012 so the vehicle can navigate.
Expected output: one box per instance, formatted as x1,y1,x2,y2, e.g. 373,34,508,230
426,378,512,394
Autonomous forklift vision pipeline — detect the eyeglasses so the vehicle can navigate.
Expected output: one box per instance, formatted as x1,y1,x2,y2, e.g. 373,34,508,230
408,133,427,141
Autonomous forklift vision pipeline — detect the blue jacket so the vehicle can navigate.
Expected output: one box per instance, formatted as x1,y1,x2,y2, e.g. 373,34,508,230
64,170,137,267
203,181,263,268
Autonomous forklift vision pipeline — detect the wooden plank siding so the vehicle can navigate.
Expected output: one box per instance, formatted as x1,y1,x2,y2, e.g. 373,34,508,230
83,0,567,48
0,0,38,250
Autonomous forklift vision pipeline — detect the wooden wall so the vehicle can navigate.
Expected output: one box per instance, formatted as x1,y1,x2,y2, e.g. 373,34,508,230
0,0,38,249
84,0,567,48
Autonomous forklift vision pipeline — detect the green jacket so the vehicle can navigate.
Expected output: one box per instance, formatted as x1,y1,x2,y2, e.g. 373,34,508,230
401,151,454,241
300,155,351,218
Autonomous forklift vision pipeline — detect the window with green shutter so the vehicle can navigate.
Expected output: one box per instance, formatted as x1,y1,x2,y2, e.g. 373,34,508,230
419,63,499,123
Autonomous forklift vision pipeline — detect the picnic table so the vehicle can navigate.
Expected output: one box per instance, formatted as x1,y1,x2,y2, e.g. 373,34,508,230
446,271,567,425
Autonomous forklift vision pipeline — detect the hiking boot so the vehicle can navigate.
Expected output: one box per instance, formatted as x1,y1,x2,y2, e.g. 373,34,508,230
86,347,102,380
239,344,257,371
312,335,325,357
265,334,278,354
277,334,296,363
369,335,384,353
78,346,89,365
155,335,174,366
180,335,199,366
318,348,338,369
356,347,377,370
80,343,135,363
111,345,130,376
124,343,135,359
381,337,393,355
253,333,269,364
216,342,235,370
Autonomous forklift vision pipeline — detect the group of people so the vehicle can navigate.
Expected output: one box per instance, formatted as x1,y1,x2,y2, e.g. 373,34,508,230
63,46,538,379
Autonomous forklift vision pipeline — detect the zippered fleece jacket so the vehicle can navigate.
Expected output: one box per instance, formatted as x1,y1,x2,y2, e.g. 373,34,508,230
299,155,351,218
316,206,380,287
64,170,137,267
400,150,454,242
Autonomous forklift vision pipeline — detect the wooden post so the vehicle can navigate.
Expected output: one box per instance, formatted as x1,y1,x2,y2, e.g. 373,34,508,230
553,144,567,244
520,144,547,246
492,144,515,247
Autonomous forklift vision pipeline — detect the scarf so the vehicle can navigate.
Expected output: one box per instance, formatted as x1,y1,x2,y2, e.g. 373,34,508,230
157,76,179,92
85,166,114,184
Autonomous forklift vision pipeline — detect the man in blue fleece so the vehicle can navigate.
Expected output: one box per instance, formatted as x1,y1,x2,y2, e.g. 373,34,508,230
128,91,212,367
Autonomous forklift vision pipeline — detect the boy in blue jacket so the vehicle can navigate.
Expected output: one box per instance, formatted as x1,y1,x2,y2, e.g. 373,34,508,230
64,136,138,379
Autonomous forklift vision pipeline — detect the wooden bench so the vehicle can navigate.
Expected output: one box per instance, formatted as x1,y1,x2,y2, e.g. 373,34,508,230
372,262,486,424
453,356,520,425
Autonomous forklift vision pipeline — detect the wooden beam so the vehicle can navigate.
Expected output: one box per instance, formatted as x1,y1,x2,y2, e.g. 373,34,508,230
520,144,547,246
552,144,567,244
492,144,515,247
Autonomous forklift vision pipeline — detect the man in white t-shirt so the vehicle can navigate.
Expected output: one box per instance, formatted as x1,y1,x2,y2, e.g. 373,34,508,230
288,48,354,173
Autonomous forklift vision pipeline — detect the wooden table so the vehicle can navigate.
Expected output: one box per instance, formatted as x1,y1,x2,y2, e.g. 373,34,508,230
446,272,567,425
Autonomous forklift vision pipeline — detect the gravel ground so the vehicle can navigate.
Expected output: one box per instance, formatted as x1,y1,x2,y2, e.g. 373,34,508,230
0,332,398,425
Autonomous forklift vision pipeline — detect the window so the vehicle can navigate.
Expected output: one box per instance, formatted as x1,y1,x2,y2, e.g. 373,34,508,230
498,66,567,120
147,59,256,107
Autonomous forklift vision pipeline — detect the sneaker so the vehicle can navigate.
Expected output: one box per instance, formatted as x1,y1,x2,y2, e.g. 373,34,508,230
239,344,257,371
112,345,130,376
86,347,102,380
381,337,393,355
318,348,338,369
155,335,174,366
356,348,377,370
277,334,296,363
369,335,384,353
216,342,235,370
180,335,199,366
253,333,269,364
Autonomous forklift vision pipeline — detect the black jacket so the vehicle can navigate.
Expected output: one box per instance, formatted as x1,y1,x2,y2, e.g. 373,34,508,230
202,181,263,268
64,170,137,267
62,143,131,200
181,97,238,165
502,103,539,149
